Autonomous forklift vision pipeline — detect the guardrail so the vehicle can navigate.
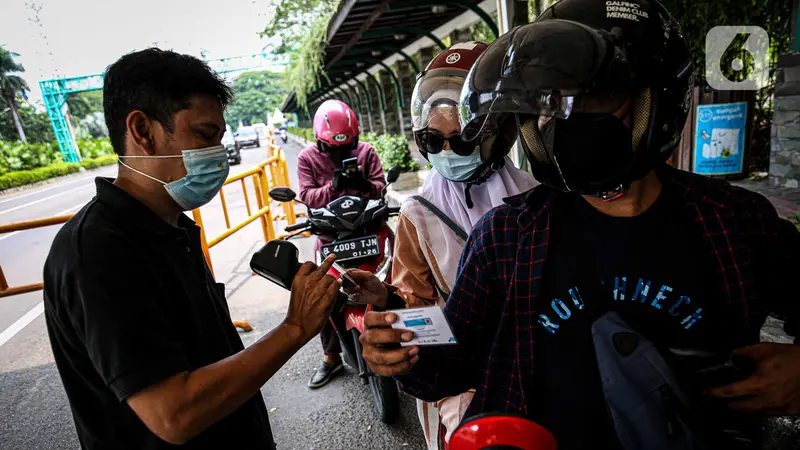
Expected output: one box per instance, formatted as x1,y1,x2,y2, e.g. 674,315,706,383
0,215,74,298
0,129,300,312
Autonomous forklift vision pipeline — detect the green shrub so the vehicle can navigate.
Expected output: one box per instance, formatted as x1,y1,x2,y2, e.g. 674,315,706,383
80,154,118,170
77,139,114,159
362,132,420,172
0,138,113,175
0,163,81,191
0,140,61,174
287,127,314,143
287,128,420,172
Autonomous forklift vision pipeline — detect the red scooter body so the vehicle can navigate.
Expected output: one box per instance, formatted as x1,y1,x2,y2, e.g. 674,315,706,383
315,224,394,334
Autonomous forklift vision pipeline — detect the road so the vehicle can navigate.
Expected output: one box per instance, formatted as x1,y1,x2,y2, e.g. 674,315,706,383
0,139,426,450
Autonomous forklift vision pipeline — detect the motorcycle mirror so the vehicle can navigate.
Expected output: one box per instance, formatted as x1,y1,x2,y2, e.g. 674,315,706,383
250,240,302,290
386,166,401,184
269,187,297,203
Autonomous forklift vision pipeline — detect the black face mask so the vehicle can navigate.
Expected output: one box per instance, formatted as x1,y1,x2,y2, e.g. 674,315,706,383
319,140,356,165
539,113,633,192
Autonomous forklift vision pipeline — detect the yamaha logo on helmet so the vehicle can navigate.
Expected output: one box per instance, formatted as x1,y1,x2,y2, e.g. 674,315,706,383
333,134,349,142
445,53,461,64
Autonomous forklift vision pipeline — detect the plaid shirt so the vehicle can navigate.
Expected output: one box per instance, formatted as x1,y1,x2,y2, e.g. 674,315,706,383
397,165,800,419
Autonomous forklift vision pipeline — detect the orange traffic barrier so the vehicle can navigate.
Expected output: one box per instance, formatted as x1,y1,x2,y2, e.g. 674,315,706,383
191,148,300,274
0,215,74,298
0,129,303,335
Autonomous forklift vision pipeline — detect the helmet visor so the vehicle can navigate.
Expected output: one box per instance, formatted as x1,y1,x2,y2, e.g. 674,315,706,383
459,19,636,141
411,69,466,131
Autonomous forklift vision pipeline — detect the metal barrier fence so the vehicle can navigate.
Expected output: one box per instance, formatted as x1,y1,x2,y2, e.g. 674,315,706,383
0,215,74,298
0,130,299,303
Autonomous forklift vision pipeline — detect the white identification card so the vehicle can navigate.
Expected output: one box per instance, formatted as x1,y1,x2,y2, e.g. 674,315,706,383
388,306,458,347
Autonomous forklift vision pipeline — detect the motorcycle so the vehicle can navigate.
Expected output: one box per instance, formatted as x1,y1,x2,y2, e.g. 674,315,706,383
253,166,402,423
279,129,288,144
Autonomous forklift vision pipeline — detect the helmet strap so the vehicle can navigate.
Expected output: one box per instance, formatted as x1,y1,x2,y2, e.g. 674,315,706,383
590,182,630,202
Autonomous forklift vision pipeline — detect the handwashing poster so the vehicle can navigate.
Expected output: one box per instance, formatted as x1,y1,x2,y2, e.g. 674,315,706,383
693,102,747,175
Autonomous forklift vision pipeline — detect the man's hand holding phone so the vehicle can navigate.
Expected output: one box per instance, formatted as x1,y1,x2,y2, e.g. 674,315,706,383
332,158,370,193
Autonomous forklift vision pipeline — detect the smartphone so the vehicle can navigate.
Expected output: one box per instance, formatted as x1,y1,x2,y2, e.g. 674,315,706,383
341,157,360,177
332,262,357,289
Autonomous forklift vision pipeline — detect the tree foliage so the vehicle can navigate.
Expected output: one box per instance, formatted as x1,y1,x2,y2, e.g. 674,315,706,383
224,70,286,126
283,5,336,111
260,0,337,54
0,46,30,142
262,0,336,111
0,102,54,143
661,0,792,85
66,91,103,120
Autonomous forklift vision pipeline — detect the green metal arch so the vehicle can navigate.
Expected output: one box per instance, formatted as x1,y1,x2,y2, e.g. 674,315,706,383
353,79,373,115
333,59,405,109
364,73,385,111
376,62,404,109
347,84,365,117
336,88,358,113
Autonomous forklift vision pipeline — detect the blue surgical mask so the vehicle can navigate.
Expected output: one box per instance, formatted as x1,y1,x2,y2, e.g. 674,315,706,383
119,145,230,210
428,149,483,182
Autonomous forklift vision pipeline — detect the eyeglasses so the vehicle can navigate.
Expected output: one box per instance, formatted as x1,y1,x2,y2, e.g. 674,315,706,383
417,131,478,157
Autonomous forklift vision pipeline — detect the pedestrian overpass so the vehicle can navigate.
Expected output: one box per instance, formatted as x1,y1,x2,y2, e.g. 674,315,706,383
40,52,288,163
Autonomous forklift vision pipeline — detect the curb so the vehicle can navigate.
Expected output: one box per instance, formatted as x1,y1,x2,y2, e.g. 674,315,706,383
286,133,312,148
0,164,117,196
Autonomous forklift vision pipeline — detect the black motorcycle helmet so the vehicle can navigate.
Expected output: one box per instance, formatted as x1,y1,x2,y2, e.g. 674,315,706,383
459,0,694,199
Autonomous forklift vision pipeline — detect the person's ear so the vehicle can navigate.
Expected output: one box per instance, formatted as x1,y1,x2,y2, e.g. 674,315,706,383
126,110,157,156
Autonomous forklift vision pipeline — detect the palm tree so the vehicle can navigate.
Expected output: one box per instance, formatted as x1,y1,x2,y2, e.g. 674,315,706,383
0,46,30,143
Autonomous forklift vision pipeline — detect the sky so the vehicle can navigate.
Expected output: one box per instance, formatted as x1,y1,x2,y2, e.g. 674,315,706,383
2,0,280,106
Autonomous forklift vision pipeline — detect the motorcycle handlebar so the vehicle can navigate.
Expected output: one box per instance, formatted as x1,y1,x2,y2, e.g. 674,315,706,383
387,207,401,214
285,222,309,232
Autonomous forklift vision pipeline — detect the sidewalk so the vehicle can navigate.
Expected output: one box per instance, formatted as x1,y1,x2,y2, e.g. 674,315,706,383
731,177,800,219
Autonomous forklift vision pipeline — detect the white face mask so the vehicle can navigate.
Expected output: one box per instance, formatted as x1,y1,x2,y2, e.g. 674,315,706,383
118,145,229,210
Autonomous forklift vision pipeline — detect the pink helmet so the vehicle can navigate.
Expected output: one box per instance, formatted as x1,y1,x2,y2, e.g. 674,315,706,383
313,100,359,148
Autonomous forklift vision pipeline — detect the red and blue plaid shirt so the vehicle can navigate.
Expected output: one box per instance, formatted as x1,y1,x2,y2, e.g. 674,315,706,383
397,165,800,419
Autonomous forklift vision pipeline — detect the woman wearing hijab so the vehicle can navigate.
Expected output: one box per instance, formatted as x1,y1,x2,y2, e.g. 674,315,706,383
346,42,537,449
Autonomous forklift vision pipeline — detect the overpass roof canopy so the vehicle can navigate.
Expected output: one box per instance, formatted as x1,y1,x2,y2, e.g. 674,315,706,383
282,0,486,112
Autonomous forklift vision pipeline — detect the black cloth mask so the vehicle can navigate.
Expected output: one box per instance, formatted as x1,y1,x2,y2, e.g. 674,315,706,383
539,113,633,192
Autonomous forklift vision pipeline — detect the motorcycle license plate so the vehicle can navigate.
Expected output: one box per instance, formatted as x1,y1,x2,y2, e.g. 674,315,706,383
321,235,380,262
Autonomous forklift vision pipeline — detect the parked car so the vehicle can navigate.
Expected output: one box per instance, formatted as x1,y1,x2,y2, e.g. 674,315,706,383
253,123,268,139
235,126,260,149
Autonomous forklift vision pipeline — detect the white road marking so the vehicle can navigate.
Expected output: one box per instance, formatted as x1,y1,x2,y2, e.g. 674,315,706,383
0,173,97,206
0,230,20,243
0,203,84,243
0,301,44,348
0,183,93,215
0,202,86,347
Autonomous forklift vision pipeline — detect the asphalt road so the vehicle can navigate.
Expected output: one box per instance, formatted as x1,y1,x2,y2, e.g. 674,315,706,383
0,139,427,450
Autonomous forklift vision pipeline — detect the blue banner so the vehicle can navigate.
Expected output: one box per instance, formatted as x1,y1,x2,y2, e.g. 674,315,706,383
693,102,747,176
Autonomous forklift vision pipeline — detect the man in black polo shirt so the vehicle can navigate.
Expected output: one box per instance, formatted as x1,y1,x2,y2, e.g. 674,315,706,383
43,48,340,449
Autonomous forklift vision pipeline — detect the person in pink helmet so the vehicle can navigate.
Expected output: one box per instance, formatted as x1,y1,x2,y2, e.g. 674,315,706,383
297,99,387,388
